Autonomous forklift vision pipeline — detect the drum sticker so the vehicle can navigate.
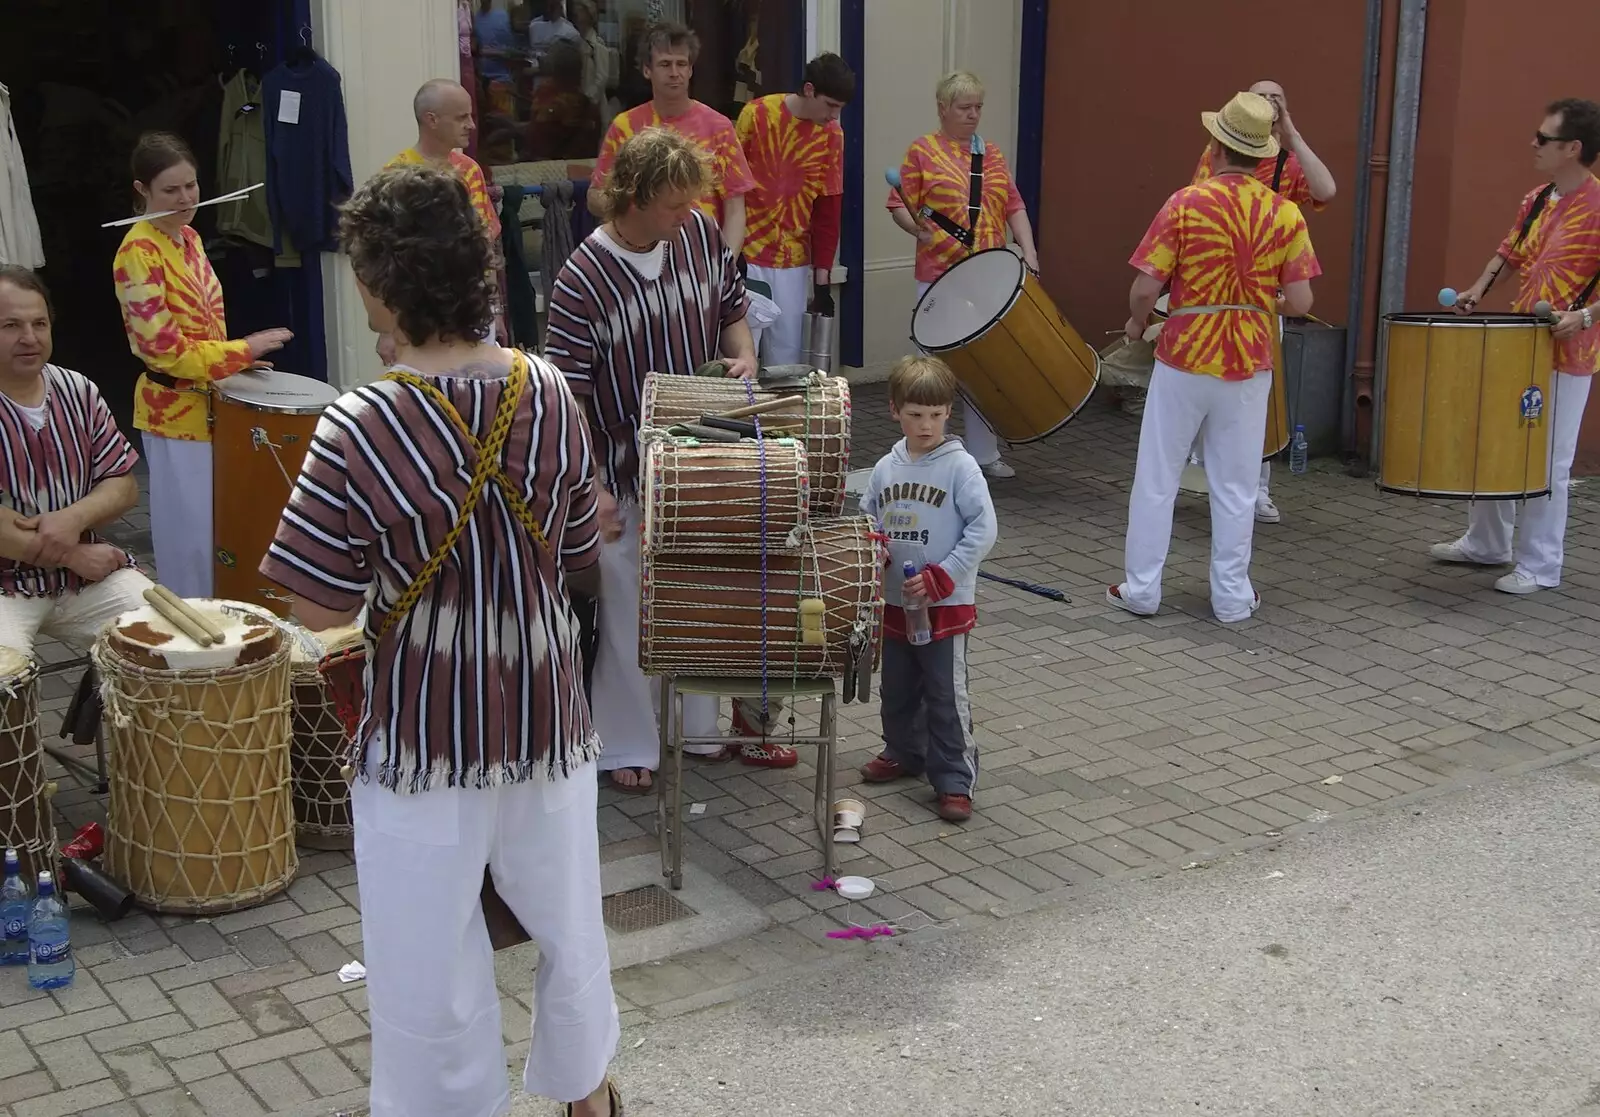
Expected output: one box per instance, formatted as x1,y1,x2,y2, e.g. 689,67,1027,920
216,549,237,568
1520,385,1544,426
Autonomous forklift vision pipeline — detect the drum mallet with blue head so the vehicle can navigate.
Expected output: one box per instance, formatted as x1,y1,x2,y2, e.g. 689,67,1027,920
885,167,916,213
1438,287,1458,308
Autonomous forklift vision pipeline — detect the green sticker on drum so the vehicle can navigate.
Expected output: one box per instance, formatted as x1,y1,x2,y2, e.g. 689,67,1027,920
216,549,237,568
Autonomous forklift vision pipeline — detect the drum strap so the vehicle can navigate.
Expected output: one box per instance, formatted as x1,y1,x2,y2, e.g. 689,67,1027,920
918,135,984,248
1571,267,1600,312
1270,150,1289,193
377,352,550,639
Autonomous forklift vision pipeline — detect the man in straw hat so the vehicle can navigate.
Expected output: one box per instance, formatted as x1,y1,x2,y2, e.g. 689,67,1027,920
1108,91,1320,624
546,126,758,792
1186,79,1337,525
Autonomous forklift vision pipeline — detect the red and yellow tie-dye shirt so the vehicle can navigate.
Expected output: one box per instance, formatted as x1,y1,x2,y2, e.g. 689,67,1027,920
1192,145,1327,212
1130,176,1322,380
1499,174,1600,375
113,221,253,441
591,101,755,224
887,133,1025,283
385,148,502,240
735,94,844,269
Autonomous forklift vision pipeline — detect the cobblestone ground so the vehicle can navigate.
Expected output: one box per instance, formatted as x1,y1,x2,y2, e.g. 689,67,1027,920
3,396,1598,1116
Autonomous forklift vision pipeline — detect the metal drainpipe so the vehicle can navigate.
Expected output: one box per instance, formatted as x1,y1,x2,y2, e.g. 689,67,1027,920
1339,0,1385,461
1370,0,1428,466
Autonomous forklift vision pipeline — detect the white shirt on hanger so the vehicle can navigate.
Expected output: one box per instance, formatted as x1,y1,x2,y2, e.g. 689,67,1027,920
0,83,45,269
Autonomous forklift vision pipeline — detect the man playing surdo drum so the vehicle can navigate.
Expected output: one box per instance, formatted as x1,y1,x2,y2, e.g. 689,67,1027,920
1109,91,1320,624
1187,79,1336,526
1431,98,1600,595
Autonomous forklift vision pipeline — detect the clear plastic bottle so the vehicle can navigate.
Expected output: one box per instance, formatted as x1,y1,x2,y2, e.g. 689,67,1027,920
1289,424,1309,475
27,871,73,990
1,850,30,966
901,561,932,646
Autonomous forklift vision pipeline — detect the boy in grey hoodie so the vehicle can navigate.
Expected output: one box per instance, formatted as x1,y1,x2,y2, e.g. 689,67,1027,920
859,356,998,822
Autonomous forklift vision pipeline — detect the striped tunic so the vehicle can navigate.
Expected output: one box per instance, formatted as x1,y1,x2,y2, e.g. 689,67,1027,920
259,352,601,793
0,365,140,598
544,209,748,500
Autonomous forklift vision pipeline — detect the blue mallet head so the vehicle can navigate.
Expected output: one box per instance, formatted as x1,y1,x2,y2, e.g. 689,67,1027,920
1438,287,1457,308
885,167,902,189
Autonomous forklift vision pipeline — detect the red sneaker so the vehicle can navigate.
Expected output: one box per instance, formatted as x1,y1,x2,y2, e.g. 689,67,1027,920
730,705,798,768
936,794,973,823
859,754,915,783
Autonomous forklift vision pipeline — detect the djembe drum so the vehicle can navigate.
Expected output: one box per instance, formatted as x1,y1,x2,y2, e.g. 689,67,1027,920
290,625,361,850
0,649,57,888
95,599,297,914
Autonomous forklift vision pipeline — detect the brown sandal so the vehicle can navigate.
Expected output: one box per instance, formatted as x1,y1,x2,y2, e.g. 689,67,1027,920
606,769,654,796
566,1078,624,1115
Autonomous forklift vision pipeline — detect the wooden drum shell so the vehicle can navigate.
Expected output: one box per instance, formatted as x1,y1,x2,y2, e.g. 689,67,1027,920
641,436,809,554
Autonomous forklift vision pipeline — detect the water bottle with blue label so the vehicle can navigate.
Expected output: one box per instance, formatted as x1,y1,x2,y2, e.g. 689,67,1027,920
27,871,73,989
1289,424,1309,475
901,561,932,646
1,850,30,965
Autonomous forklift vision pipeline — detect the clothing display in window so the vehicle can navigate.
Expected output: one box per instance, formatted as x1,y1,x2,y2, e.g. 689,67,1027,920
216,70,274,249
262,53,354,253
0,82,45,268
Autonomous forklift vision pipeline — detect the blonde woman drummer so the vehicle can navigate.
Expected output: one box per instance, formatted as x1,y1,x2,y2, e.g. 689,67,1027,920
887,70,1039,481
112,132,292,598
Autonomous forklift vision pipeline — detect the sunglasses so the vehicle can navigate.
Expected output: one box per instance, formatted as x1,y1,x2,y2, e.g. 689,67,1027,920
1535,131,1573,146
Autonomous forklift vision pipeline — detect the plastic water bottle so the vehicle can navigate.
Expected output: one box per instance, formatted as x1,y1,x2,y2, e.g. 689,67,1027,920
1289,424,1309,475
1,850,30,966
27,872,73,990
901,561,932,646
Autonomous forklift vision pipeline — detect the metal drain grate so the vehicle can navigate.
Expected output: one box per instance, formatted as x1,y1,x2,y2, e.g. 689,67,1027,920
602,885,697,933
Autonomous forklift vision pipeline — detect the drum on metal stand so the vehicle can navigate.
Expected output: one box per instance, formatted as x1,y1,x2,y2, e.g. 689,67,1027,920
211,371,339,617
910,248,1099,443
1376,313,1555,499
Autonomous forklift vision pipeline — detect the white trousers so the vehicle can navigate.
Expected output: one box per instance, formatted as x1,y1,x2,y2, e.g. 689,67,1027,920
748,263,810,366
1452,370,1593,587
915,279,1003,466
1122,361,1271,622
142,434,213,598
0,568,153,657
593,503,717,771
353,755,618,1116
1188,451,1272,502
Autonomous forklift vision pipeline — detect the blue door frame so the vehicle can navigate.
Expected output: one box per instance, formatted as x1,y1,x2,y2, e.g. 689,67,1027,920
1014,0,1048,227
840,0,865,367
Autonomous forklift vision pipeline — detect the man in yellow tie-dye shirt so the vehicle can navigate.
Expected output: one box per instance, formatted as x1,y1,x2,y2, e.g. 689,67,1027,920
1109,92,1319,626
587,23,754,251
736,53,854,369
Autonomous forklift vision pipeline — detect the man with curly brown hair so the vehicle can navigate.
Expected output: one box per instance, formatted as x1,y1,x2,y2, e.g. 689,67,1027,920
262,165,623,1117
547,125,757,792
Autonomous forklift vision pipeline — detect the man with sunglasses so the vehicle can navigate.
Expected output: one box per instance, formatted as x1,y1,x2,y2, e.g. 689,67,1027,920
1433,98,1600,595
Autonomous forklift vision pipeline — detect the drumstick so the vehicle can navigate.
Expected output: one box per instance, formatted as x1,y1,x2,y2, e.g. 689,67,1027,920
151,584,228,644
142,588,215,647
99,183,263,228
716,395,804,419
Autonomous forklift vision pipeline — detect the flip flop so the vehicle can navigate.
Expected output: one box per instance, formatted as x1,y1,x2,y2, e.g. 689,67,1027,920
566,1078,625,1115
606,768,654,795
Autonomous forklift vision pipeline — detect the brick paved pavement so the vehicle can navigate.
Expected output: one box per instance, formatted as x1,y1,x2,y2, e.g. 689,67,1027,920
3,394,1597,1115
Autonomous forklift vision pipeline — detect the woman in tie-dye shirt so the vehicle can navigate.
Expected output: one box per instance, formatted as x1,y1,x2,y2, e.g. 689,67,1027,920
887,70,1039,480
112,133,292,597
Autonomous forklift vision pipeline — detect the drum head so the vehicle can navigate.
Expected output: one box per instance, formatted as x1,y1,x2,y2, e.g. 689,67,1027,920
0,646,30,683
215,370,339,414
912,249,1024,351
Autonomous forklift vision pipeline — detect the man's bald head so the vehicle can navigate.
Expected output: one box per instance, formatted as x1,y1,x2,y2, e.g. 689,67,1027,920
414,79,469,122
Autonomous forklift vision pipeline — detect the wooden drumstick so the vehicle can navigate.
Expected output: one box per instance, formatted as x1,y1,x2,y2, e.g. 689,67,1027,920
151,584,227,644
716,395,804,420
142,588,215,647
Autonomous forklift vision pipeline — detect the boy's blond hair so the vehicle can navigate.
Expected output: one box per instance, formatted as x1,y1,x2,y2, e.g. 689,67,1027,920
888,354,959,409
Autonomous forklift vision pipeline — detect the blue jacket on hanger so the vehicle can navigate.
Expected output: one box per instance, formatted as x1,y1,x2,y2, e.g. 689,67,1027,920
262,54,353,253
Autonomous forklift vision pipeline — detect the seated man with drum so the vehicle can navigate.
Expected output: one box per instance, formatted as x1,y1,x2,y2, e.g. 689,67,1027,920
1108,92,1319,624
546,126,759,789
1431,97,1600,595
0,267,151,658
261,167,623,1117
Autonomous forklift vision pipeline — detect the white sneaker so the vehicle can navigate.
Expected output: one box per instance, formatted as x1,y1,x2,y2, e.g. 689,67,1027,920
1255,497,1281,524
1429,541,1508,565
982,460,1016,480
1216,591,1262,624
1106,584,1157,617
1493,570,1543,595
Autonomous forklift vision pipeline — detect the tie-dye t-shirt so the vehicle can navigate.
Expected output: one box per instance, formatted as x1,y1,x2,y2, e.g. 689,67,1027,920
735,94,844,269
591,101,754,224
113,221,254,441
1130,175,1321,380
886,132,1025,283
1499,174,1600,375
1191,145,1327,212
385,148,501,240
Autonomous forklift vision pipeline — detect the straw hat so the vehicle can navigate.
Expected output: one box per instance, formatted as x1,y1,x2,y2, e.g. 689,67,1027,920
1202,91,1280,160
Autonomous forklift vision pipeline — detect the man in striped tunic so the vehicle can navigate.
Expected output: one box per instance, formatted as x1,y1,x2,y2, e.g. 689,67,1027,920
0,267,150,657
546,126,758,791
262,168,623,1117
